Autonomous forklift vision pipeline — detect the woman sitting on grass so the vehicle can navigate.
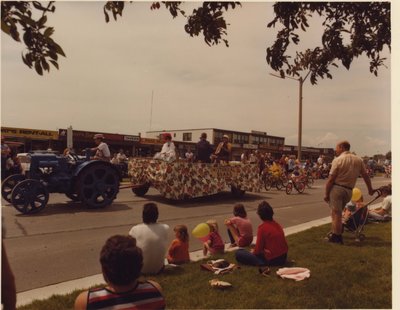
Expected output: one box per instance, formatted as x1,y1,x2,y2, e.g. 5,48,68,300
235,201,288,266
74,235,165,310
224,204,253,248
167,225,190,265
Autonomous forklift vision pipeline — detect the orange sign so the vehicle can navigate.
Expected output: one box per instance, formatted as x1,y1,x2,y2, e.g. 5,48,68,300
1,127,58,140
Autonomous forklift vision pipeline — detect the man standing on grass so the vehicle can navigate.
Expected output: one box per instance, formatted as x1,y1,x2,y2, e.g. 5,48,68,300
324,140,376,244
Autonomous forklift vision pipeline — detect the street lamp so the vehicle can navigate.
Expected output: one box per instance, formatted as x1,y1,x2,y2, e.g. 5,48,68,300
270,71,311,161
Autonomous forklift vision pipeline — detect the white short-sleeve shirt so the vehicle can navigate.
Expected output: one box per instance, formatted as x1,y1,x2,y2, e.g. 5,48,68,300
129,223,170,274
97,142,110,158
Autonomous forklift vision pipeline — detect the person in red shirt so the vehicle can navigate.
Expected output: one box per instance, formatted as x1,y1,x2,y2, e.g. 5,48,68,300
167,225,190,264
235,201,288,266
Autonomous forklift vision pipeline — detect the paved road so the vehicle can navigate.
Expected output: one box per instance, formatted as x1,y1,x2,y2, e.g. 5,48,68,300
2,177,390,292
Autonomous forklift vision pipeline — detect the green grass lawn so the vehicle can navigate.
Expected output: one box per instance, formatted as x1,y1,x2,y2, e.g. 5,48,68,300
18,222,391,309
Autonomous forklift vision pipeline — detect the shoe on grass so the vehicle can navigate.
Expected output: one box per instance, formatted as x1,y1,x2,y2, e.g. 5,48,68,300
327,233,343,245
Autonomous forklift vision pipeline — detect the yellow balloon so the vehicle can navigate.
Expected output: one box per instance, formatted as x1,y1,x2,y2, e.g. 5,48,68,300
352,187,362,202
192,223,210,238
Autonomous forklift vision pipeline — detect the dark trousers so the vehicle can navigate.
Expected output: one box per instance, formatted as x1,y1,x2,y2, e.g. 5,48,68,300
235,249,287,266
227,229,235,244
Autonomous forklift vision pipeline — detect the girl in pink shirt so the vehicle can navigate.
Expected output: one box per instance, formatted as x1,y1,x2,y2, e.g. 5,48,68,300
203,220,225,256
224,204,254,247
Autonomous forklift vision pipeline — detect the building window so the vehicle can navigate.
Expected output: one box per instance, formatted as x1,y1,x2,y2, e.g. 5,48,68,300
183,132,192,141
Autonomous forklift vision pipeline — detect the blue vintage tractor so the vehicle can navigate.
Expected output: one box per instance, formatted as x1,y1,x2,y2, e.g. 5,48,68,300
1,150,120,214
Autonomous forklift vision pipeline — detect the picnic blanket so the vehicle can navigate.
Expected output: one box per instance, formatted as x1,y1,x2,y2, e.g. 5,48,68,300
276,267,311,281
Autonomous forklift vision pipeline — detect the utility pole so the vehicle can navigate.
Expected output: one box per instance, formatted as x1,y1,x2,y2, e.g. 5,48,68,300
298,76,303,161
270,72,310,161
149,90,154,131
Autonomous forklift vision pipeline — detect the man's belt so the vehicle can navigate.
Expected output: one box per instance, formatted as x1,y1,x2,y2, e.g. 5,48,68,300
333,183,353,190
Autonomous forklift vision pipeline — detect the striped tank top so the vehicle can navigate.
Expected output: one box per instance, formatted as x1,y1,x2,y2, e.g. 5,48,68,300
87,281,165,309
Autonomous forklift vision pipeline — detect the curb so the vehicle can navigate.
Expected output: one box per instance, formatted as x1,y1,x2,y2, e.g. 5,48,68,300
17,207,381,307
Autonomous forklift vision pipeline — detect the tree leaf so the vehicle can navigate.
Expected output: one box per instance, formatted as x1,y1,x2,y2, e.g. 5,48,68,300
38,15,47,28
10,26,20,42
44,27,54,37
1,20,11,35
21,53,30,67
41,58,50,71
104,6,110,23
48,50,58,60
49,60,59,70
34,61,43,75
53,42,66,57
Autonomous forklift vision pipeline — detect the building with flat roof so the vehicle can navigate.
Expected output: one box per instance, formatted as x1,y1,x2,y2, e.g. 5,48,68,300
146,128,285,160
145,128,334,161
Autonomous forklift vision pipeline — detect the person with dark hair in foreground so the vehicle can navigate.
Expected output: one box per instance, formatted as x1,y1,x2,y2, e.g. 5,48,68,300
235,201,288,266
129,203,169,274
74,235,165,310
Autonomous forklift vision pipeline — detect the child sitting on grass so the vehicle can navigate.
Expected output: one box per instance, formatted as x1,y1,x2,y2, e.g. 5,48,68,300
167,225,190,265
203,219,225,257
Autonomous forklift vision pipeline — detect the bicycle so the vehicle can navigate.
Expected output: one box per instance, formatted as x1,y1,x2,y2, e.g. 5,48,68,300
285,176,306,194
262,172,283,191
299,171,314,189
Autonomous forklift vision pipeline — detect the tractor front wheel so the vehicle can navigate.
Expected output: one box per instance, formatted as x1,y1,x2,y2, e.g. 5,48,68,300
11,179,48,214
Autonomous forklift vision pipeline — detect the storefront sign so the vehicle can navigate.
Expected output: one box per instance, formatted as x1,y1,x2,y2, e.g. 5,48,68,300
124,135,140,142
259,144,280,150
302,148,320,153
243,144,258,150
59,129,124,142
140,138,163,145
2,127,58,140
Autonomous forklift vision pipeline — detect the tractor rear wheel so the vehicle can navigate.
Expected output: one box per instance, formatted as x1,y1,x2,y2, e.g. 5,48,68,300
11,179,48,214
2,174,26,203
77,163,119,208
131,183,150,197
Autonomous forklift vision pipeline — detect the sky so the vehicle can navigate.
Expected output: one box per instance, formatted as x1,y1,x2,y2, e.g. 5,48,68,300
1,1,395,157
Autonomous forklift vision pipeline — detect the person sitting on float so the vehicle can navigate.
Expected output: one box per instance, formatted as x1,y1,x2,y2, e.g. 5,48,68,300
153,134,176,163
